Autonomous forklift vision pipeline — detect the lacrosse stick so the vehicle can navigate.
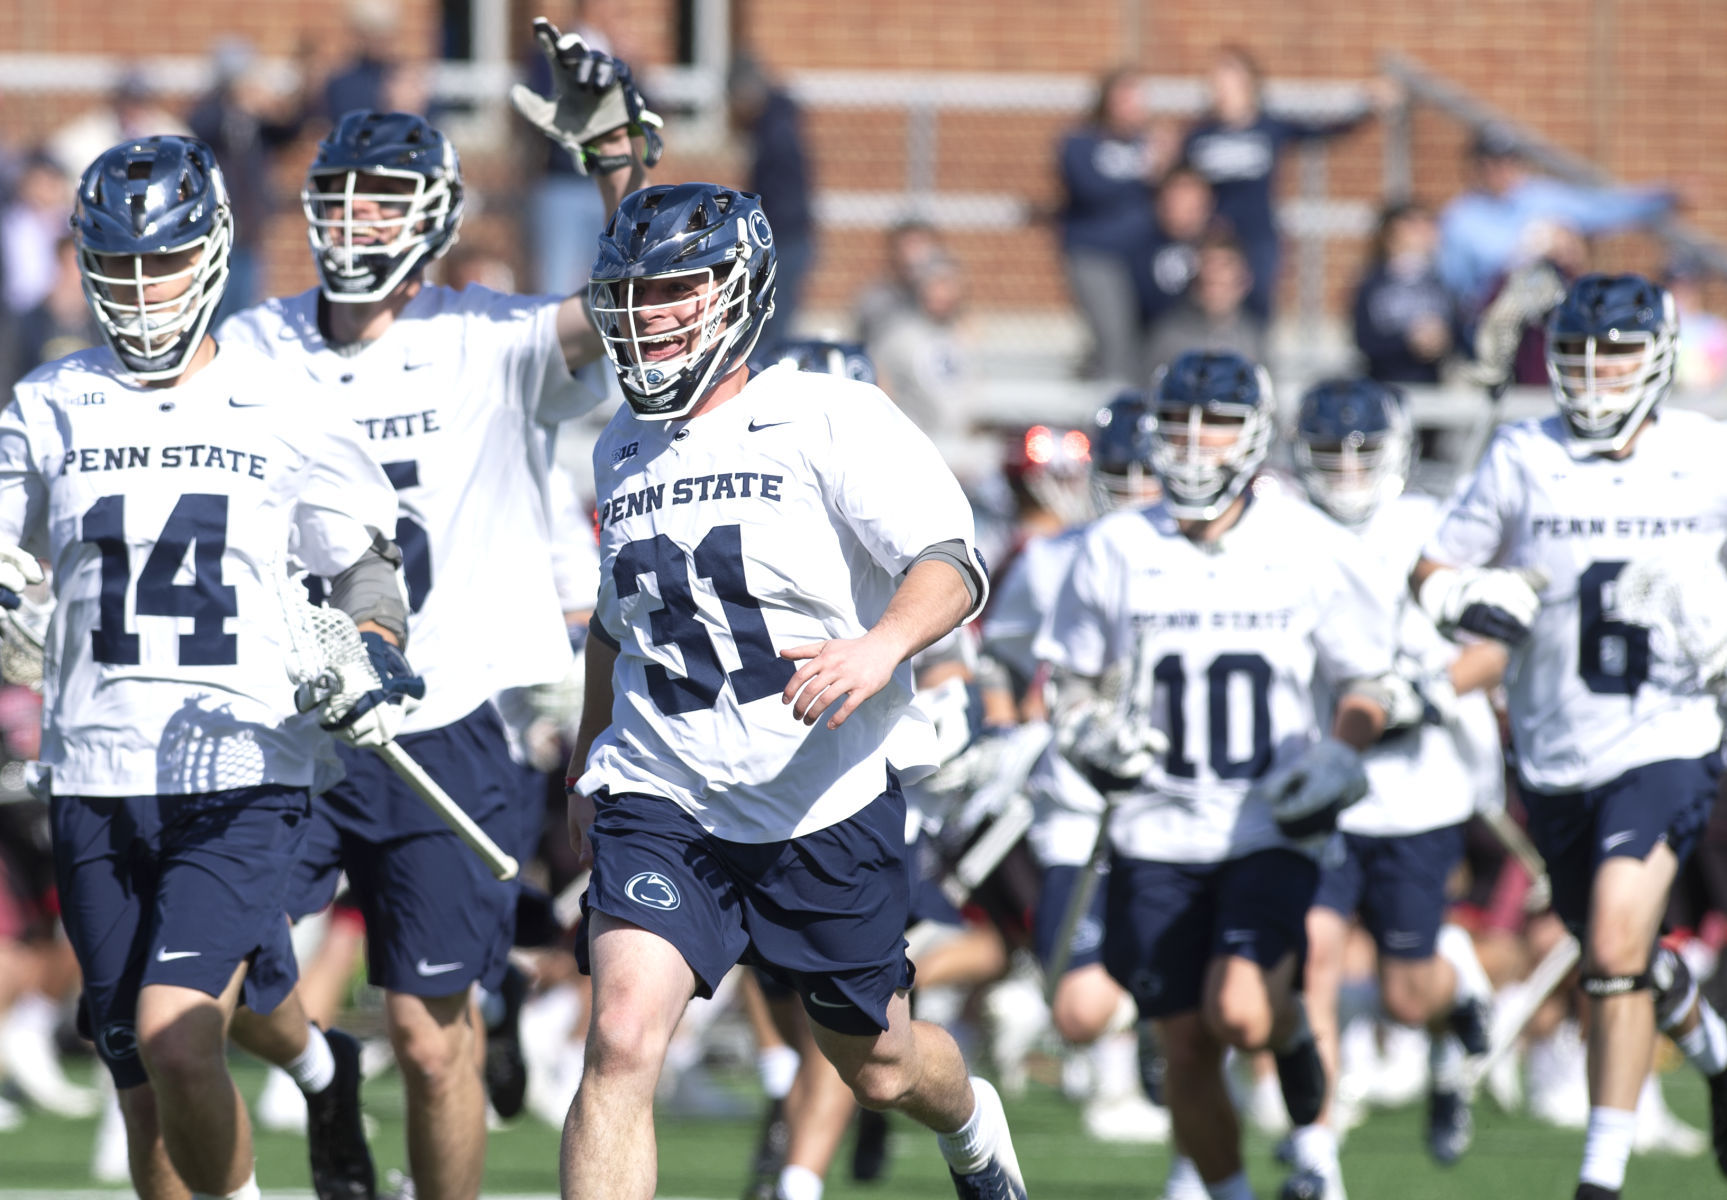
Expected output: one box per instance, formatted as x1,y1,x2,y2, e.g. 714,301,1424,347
0,599,48,691
274,568,519,881
1465,930,1581,1091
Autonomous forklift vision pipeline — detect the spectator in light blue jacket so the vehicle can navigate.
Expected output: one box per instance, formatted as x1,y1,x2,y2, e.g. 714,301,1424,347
1436,125,1679,319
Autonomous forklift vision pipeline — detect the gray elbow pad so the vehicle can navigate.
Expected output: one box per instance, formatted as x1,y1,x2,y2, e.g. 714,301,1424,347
911,538,983,609
328,531,409,647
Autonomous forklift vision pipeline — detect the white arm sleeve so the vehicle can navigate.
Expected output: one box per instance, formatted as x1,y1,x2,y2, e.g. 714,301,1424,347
1424,427,1521,569
287,411,404,576
0,393,53,555
482,287,606,427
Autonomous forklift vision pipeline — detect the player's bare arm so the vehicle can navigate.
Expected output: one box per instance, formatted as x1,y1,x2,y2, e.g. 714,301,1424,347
565,630,619,867
1331,690,1387,751
781,557,976,730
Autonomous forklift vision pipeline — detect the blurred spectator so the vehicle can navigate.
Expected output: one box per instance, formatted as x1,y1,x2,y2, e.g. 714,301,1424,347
324,0,405,121
1181,45,1397,322
854,218,945,346
868,252,974,444
1666,256,1727,392
8,237,100,385
1437,125,1678,318
1350,202,1459,385
188,38,311,320
520,1,624,295
1057,68,1167,384
47,72,191,180
730,52,813,354
441,241,519,293
0,155,71,318
1130,164,1216,339
1143,229,1266,375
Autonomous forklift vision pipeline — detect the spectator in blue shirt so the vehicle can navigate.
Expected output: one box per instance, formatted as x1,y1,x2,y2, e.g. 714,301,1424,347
1057,68,1174,384
1129,164,1216,336
731,53,814,355
1351,202,1459,385
1181,45,1398,322
1436,125,1679,319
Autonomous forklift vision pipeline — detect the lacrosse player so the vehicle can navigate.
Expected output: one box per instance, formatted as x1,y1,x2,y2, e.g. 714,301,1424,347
214,21,650,1199
1413,273,1727,1200
1280,378,1504,1200
1035,351,1397,1200
0,135,412,1200
566,176,1021,1199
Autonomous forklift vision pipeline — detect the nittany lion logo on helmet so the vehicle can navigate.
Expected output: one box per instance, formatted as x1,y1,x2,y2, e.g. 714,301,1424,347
625,871,681,911
748,209,773,249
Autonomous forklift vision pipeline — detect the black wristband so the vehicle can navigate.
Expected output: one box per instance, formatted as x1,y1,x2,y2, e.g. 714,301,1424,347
581,147,634,174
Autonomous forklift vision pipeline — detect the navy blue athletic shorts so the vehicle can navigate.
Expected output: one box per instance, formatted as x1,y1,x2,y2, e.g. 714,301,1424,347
55,785,309,1088
1522,754,1722,933
581,776,916,1037
1103,848,1318,1020
287,704,518,996
1034,862,1108,974
1312,823,1466,959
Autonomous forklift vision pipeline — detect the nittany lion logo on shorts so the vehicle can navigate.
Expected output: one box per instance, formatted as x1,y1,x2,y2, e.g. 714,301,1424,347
98,1021,138,1062
1070,916,1103,957
625,871,681,911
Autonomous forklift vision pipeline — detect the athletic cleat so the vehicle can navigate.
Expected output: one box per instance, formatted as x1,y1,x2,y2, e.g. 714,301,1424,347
744,1097,790,1199
948,1078,1027,1199
1138,1020,1166,1106
307,1028,377,1200
1278,1165,1328,1200
1276,1035,1326,1128
1573,1185,1618,1200
853,1107,891,1181
484,964,529,1120
1447,995,1492,1057
1427,1086,1473,1165
949,1162,1028,1200
1709,1067,1727,1176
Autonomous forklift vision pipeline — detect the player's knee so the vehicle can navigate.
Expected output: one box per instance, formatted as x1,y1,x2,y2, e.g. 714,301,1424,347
1050,985,1115,1045
1378,967,1434,1027
1160,1017,1220,1079
387,1006,473,1096
1586,920,1652,979
840,1058,912,1112
136,1021,224,1092
1206,989,1273,1051
583,1005,671,1084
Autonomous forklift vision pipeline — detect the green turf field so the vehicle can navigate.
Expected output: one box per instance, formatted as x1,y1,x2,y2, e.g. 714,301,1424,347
0,1058,1717,1198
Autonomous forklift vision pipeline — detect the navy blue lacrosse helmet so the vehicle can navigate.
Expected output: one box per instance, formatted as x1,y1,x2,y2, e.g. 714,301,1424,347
73,135,234,381
1090,389,1159,513
754,337,876,384
1293,378,1411,525
300,111,465,302
1544,272,1678,454
588,183,778,420
1150,350,1275,521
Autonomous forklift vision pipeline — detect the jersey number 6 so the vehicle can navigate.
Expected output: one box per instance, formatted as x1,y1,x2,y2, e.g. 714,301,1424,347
613,524,795,715
1578,560,1649,696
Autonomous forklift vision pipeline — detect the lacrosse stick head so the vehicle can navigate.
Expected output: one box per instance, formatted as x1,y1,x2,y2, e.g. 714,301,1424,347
0,592,50,692
271,565,380,718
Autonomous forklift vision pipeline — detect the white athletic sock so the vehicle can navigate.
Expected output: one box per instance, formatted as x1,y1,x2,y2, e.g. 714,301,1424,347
1091,1031,1142,1101
758,1045,800,1101
192,1171,261,1200
1437,923,1490,1005
1165,1155,1205,1196
936,1078,998,1175
776,1164,823,1200
1678,997,1727,1077
1579,1106,1636,1192
1105,990,1138,1036
1290,1122,1338,1170
285,1025,336,1095
1204,1169,1255,1200
7,990,57,1036
1429,1033,1467,1092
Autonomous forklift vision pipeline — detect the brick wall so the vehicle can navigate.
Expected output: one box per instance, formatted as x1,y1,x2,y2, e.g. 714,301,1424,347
5,0,1723,320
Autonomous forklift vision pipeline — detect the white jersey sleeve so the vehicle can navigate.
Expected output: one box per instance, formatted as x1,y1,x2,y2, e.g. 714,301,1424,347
984,528,1084,685
3,344,397,797
580,364,987,842
466,285,608,427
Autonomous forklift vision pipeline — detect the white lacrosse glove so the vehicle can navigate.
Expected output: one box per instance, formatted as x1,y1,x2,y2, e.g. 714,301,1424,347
297,632,425,749
1355,653,1458,739
510,17,664,174
1249,737,1369,848
1419,566,1548,646
0,544,44,611
1056,693,1169,793
1610,547,1727,691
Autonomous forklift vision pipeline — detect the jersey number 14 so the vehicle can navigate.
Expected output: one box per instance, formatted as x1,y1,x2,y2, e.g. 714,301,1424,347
82,494,238,666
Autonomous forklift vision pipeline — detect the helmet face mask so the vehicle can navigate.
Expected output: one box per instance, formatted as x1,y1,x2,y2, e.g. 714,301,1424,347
1089,390,1161,515
1544,273,1677,454
300,113,464,304
1148,353,1274,522
73,136,234,382
588,183,778,421
1293,379,1410,526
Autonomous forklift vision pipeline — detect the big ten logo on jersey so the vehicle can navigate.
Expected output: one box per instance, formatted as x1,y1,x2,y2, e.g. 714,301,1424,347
62,444,267,480
354,409,440,440
599,472,785,530
611,440,640,466
68,391,106,406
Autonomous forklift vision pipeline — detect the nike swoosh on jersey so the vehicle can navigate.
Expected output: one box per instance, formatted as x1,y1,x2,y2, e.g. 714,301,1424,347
1602,830,1638,852
748,419,791,432
404,361,434,371
156,948,201,962
415,958,465,976
227,398,265,408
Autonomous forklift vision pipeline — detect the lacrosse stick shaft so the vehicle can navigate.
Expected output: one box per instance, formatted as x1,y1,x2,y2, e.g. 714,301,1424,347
1466,932,1581,1089
1042,797,1115,1005
376,742,519,881
1481,807,1550,888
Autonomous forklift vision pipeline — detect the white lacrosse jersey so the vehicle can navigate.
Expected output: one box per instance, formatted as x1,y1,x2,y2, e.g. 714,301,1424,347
579,362,987,843
0,343,398,797
217,284,606,732
1341,491,1500,837
1035,489,1397,864
1426,412,1727,793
